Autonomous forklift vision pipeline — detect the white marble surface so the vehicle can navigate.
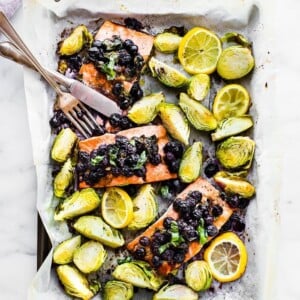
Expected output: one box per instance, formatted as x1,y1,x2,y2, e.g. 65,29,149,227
0,1,300,299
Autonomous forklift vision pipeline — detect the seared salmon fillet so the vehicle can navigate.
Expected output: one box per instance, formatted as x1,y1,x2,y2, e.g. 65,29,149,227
78,125,177,188
127,177,233,276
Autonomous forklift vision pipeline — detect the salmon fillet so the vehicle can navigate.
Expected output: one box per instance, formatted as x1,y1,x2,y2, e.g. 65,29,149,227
127,177,233,276
78,125,177,188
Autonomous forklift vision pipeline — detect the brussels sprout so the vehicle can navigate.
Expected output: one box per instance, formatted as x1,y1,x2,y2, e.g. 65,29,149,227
148,57,189,88
104,280,134,300
51,128,77,163
179,93,217,131
187,73,210,101
56,265,100,300
213,171,255,198
53,158,74,198
211,116,254,142
179,142,202,183
53,235,81,265
221,32,251,48
185,260,212,292
127,184,158,230
158,103,190,145
73,215,125,248
59,25,93,56
153,284,198,300
216,136,255,170
73,241,107,274
154,32,182,53
217,46,255,80
54,188,100,221
112,261,164,291
127,92,165,125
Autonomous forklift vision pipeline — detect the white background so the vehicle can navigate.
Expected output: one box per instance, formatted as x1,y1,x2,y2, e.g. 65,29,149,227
0,0,299,299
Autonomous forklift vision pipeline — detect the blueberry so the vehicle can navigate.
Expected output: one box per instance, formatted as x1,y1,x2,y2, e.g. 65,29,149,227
173,252,185,263
226,195,240,208
149,153,161,165
134,247,146,259
204,162,219,178
212,205,223,217
163,141,184,158
124,66,136,78
168,159,180,173
118,53,132,66
161,249,174,262
165,152,175,162
152,255,162,268
206,225,218,237
139,236,151,246
119,116,133,129
192,208,203,219
128,44,138,55
188,191,202,202
109,113,122,127
182,226,199,242
130,82,143,100
152,231,171,245
204,215,214,225
123,39,134,49
124,18,144,31
76,162,87,172
88,47,102,60
163,217,175,229
112,82,124,96
119,97,132,110
78,151,90,163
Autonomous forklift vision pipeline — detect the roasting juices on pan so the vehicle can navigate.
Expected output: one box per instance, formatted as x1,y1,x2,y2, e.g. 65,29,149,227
50,17,256,300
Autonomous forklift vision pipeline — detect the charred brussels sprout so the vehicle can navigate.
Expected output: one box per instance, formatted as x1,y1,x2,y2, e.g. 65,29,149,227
127,184,158,230
179,142,202,183
53,235,81,265
73,241,107,274
51,128,77,163
179,92,217,131
153,284,198,300
127,92,165,124
104,280,134,300
73,215,125,248
59,25,93,56
53,158,74,198
185,260,212,292
154,32,182,53
56,265,100,300
216,136,255,170
112,261,164,291
158,103,190,145
211,116,253,142
54,188,100,221
214,171,255,198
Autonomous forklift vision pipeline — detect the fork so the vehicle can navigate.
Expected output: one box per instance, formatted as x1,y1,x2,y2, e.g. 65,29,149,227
0,11,101,139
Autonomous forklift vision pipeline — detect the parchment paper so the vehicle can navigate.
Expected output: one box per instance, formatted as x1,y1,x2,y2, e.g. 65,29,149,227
22,0,280,299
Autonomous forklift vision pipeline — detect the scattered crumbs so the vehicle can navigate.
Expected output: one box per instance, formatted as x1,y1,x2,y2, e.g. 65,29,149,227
267,51,270,54
248,237,250,242
209,286,215,293
265,82,268,88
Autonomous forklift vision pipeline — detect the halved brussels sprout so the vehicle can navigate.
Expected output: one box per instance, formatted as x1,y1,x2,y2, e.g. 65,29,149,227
73,241,107,274
187,73,210,101
112,261,164,291
217,46,255,80
211,116,253,142
153,284,198,300
179,142,202,183
73,215,125,248
127,92,165,124
59,25,93,56
154,32,182,53
127,184,158,230
213,171,255,198
54,188,100,221
185,260,212,292
53,235,81,265
148,57,189,88
53,158,74,198
56,265,100,300
104,280,134,300
51,128,77,163
179,93,217,131
216,136,255,170
221,32,251,48
158,103,190,145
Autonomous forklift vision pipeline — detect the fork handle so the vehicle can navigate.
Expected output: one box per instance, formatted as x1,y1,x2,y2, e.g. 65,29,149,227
0,11,63,95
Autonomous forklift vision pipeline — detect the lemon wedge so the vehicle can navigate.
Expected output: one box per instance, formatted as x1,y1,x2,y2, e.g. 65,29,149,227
178,27,222,74
204,232,248,283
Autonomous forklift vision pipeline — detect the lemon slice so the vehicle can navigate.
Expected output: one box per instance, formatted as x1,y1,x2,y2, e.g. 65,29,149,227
178,27,222,75
101,187,133,229
148,57,189,88
204,232,248,283
212,84,250,121
187,73,210,101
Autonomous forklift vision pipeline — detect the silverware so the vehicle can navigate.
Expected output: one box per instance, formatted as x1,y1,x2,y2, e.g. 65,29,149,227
0,12,122,117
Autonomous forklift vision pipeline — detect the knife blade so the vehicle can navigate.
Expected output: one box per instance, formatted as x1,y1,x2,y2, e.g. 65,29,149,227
0,41,122,117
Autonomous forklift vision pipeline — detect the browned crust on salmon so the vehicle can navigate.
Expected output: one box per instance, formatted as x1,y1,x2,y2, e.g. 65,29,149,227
126,177,233,276
78,125,177,188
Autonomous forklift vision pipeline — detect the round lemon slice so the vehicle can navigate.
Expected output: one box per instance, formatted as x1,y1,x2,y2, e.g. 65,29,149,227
204,232,248,283
101,187,133,229
212,84,250,121
178,27,222,75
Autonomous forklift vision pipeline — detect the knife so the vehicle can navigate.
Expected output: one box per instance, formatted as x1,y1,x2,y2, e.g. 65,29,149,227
0,41,122,116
